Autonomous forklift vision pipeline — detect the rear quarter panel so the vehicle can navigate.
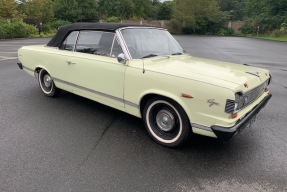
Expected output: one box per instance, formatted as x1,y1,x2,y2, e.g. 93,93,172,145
18,45,71,86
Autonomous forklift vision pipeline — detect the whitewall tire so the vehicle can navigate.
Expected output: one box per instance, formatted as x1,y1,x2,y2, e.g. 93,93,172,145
143,97,191,147
38,69,61,97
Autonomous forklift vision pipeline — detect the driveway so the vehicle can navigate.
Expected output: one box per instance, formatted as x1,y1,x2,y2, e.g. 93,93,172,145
0,36,286,192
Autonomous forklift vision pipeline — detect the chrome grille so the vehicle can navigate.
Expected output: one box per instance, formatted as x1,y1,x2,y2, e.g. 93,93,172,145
225,99,235,114
225,81,267,114
243,81,267,107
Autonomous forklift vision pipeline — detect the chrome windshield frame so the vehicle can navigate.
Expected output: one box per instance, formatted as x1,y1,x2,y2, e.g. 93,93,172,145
115,27,170,61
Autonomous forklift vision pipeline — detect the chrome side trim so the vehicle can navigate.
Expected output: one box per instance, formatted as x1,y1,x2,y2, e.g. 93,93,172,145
53,77,123,102
191,123,213,132
22,66,34,72
52,77,139,108
124,100,139,108
66,54,120,66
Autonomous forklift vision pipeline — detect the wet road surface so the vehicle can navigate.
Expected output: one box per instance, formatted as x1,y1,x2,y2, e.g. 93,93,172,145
0,37,286,191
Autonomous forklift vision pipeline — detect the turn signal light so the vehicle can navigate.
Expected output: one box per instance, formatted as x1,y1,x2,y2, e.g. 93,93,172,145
264,88,269,92
181,93,193,98
231,113,238,119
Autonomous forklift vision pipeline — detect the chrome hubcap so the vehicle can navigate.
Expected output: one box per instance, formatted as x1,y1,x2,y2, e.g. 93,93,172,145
43,74,52,88
156,109,175,132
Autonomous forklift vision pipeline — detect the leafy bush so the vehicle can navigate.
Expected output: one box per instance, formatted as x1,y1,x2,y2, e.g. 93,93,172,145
224,28,235,36
170,19,183,34
182,27,193,34
280,23,286,32
24,23,38,36
46,20,71,31
106,16,121,23
271,29,287,37
216,28,235,36
204,21,225,35
0,19,38,39
233,31,244,37
216,28,226,36
240,23,255,34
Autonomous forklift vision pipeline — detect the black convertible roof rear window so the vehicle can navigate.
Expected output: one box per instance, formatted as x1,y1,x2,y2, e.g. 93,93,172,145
47,22,157,48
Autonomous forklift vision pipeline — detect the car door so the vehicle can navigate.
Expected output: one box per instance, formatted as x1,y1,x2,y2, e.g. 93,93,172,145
66,30,126,107
50,31,79,92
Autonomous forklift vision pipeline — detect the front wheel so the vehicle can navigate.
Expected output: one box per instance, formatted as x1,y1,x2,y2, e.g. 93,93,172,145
143,97,191,147
38,69,61,97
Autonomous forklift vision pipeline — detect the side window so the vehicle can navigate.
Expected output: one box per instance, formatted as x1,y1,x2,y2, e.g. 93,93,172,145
59,31,78,51
111,38,123,58
75,31,115,57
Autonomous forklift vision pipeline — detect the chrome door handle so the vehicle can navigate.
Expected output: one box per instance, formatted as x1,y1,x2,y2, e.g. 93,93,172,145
66,61,76,65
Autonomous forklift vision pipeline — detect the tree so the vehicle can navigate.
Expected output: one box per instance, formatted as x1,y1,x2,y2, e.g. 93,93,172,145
0,0,20,19
218,0,247,20
24,0,54,23
173,0,227,33
114,0,135,19
53,0,81,22
76,0,98,22
98,0,161,20
245,0,287,31
133,0,154,19
157,1,173,20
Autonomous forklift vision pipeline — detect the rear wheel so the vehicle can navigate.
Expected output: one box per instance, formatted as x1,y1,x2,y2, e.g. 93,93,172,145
38,69,61,97
143,97,190,147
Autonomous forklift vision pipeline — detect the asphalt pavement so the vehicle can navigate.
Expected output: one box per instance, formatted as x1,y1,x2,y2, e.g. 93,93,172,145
0,36,286,192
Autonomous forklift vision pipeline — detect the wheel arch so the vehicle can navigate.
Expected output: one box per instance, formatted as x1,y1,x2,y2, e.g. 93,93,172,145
34,66,50,73
139,91,193,125
35,67,41,73
34,66,52,79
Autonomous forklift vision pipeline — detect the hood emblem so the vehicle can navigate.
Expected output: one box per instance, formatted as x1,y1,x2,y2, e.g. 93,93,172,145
207,99,220,107
244,83,249,88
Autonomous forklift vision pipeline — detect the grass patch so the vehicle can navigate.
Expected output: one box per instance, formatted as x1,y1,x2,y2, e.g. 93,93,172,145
256,36,287,42
30,30,56,38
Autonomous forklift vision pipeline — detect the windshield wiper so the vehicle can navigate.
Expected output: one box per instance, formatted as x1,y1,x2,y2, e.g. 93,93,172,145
142,54,158,59
171,52,183,55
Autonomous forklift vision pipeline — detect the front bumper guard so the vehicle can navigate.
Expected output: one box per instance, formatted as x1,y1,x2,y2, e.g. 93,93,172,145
211,94,272,142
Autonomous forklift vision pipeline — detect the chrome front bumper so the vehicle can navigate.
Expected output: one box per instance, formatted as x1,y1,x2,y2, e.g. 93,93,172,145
211,94,272,142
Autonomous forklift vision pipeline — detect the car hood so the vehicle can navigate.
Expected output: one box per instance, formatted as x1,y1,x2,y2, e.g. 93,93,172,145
143,55,269,90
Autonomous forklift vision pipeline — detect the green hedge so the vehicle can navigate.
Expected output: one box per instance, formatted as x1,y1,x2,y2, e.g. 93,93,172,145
106,16,121,23
0,19,38,39
43,20,71,33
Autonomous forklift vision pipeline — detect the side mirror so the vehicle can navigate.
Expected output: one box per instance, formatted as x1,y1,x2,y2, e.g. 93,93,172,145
117,53,127,64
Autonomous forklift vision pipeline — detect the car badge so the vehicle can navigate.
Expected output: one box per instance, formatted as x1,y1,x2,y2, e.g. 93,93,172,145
244,83,249,88
207,99,220,107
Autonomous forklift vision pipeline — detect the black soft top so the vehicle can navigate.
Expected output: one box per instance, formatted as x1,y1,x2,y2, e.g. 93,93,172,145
47,22,156,47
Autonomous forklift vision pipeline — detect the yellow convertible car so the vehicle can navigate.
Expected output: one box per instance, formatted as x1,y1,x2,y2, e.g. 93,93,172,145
17,23,272,147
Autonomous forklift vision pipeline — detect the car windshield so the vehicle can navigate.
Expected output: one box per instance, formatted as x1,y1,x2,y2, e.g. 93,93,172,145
121,28,183,59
